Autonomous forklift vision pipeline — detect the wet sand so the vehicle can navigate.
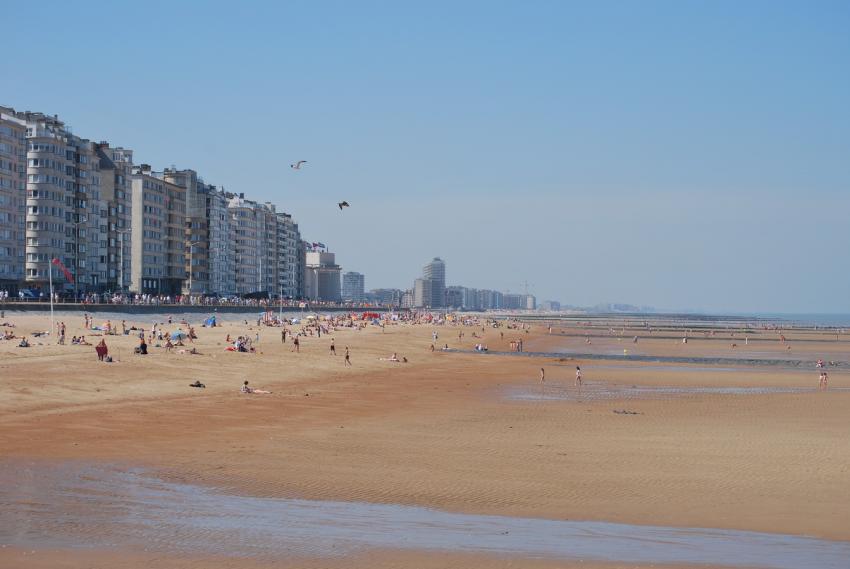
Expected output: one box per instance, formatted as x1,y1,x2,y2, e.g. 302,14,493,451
1,311,848,567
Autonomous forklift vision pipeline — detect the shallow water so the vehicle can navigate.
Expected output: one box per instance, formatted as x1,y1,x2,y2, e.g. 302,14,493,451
481,349,848,369
1,461,848,568
506,382,850,402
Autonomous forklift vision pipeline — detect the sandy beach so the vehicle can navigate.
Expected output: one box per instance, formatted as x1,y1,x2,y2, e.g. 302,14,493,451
1,309,848,568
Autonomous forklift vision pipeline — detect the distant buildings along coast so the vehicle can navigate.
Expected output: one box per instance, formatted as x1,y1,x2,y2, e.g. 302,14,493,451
0,104,358,300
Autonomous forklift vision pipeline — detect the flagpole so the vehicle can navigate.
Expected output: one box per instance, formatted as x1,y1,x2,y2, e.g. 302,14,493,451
49,261,54,337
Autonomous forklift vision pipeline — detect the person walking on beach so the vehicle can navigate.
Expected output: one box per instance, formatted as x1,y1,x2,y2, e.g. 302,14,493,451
575,366,582,387
330,338,336,355
292,336,300,353
819,370,829,391
344,346,351,366
540,367,545,383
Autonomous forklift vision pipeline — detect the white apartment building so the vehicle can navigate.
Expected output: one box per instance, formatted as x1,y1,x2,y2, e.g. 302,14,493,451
21,112,74,290
228,194,262,295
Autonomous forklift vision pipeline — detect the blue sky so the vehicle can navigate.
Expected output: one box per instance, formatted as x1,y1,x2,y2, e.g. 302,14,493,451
3,1,848,312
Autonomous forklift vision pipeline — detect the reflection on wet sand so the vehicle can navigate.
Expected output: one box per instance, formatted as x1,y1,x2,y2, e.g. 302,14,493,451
1,461,849,569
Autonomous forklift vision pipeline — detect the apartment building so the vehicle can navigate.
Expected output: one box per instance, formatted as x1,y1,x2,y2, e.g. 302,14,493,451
0,107,26,291
418,257,446,308
303,250,341,302
95,143,133,291
207,187,235,295
130,165,186,294
369,288,402,307
227,193,262,295
276,212,300,298
160,168,208,294
21,112,73,290
342,271,365,302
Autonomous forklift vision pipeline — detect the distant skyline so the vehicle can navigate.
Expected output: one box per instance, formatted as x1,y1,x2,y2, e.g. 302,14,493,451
4,1,848,312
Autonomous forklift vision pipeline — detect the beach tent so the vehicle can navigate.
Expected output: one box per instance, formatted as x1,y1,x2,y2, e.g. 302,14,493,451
204,316,217,327
171,330,187,340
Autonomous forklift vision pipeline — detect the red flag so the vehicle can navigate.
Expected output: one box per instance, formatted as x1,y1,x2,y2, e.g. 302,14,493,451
52,258,75,283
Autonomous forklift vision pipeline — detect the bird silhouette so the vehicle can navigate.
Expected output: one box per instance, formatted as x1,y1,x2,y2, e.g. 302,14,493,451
338,201,350,210
290,160,307,170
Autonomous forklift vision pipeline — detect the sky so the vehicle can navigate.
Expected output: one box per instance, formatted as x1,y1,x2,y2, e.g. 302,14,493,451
3,0,849,313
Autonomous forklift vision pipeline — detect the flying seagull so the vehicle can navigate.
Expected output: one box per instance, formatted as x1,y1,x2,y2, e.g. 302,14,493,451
338,201,350,210
290,160,307,170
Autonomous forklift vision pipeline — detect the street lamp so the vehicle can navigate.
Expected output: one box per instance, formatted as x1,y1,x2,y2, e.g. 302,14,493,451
187,241,202,294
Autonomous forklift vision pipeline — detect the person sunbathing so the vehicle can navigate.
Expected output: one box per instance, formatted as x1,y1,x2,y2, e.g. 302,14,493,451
240,380,270,394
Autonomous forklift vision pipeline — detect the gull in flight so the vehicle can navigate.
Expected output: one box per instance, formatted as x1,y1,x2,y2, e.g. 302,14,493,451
338,201,350,210
290,160,307,170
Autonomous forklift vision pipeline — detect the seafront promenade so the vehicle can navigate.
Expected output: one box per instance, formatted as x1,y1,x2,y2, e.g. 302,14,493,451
0,301,395,315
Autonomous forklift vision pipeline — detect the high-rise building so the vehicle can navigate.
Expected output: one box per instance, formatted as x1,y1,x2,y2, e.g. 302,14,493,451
226,197,279,297
422,257,446,308
207,187,235,295
160,168,206,294
342,271,365,302
276,212,300,298
131,165,186,294
0,107,26,292
95,143,133,292
303,249,341,301
21,112,78,291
